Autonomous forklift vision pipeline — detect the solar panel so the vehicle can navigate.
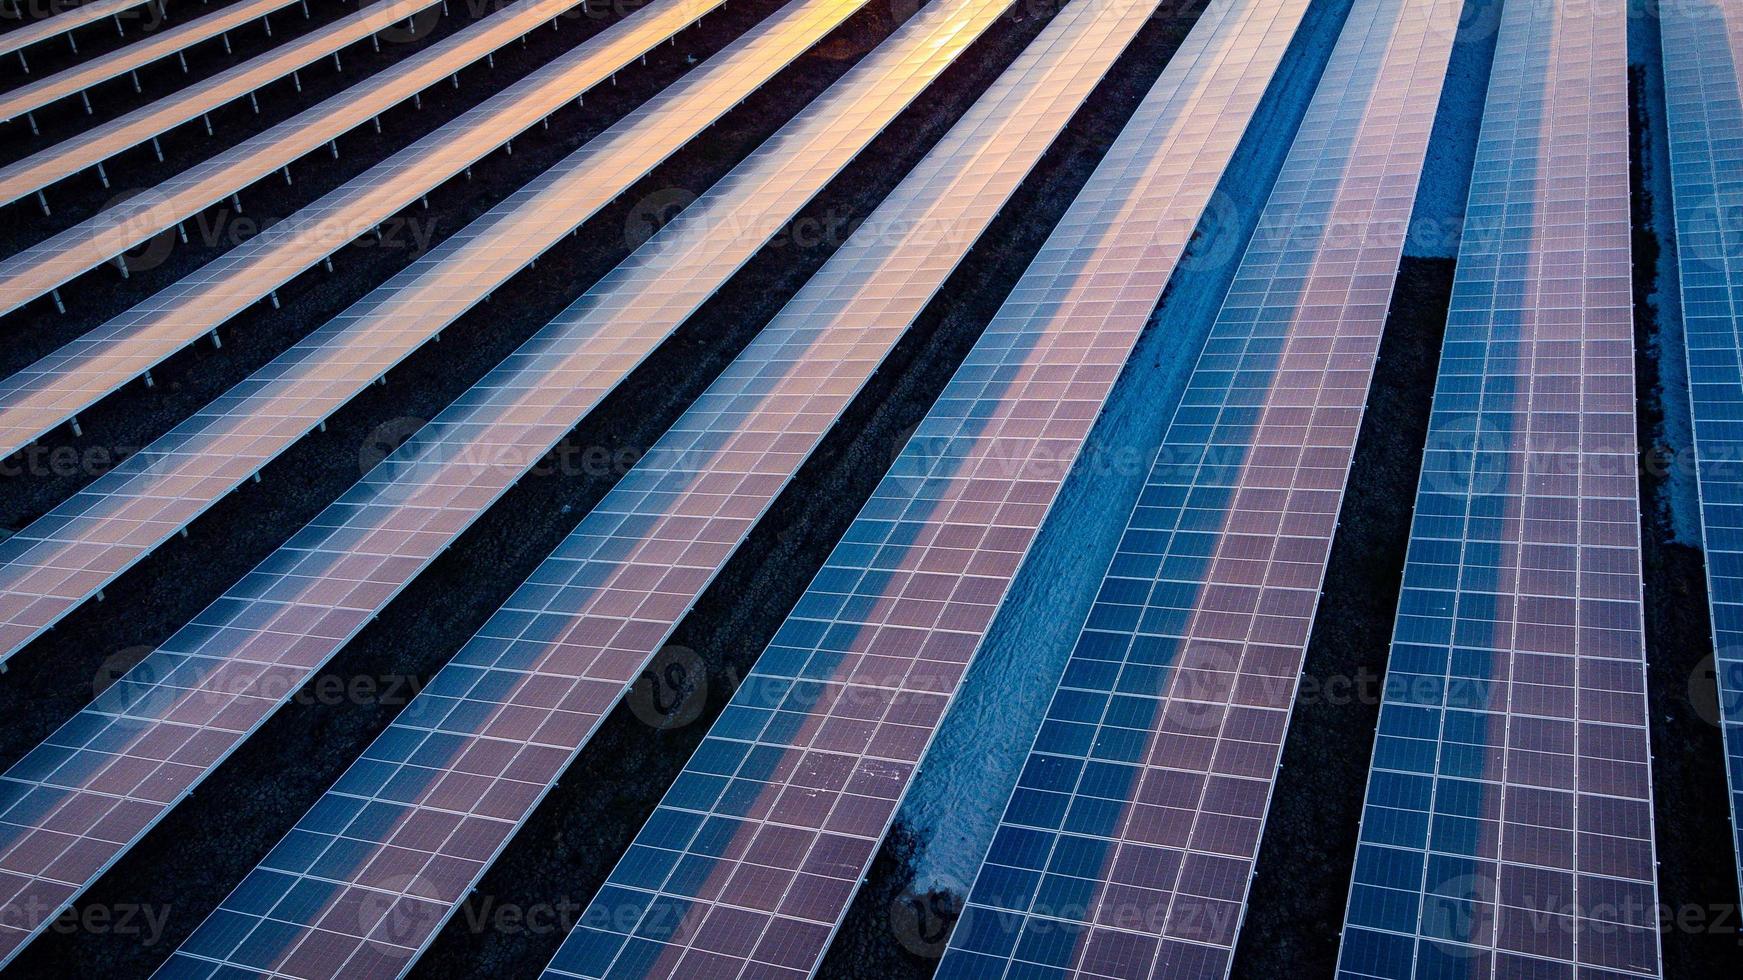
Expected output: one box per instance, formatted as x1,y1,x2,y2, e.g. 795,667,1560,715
1334,1,1658,977
538,1,1316,977
0,0,309,125
0,0,729,463
0,0,159,67
0,0,644,317
0,0,443,210
934,1,1458,977
1659,0,1743,901
0,0,858,667
0,0,874,964
147,2,1189,974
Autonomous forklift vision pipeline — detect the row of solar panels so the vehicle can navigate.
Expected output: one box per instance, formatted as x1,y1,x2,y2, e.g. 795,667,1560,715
0,0,1731,976
1662,0,1743,940
0,0,160,67
1,0,312,126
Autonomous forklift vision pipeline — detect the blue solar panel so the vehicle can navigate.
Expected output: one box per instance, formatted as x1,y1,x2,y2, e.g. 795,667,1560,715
146,2,1190,972
0,0,727,462
0,0,835,667
1336,0,1658,977
1660,0,1743,900
0,0,159,67
935,0,1461,976
0,0,623,317
0,0,307,125
0,0,876,963
539,1,1318,976
0,0,444,209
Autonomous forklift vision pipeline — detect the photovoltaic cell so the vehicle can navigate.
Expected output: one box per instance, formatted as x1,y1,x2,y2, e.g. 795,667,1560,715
0,0,158,65
934,1,1460,977
539,1,1315,977
1335,0,1659,977
0,0,309,124
0,0,870,963
0,0,668,317
0,0,444,209
148,0,1185,973
1659,0,1743,898
0,0,853,668
0,0,730,462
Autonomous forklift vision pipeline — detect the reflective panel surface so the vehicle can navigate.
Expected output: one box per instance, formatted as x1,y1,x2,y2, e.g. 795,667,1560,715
0,0,309,123
0,0,444,209
1336,0,1658,977
1661,0,1743,902
0,0,160,62
0,0,727,460
0,0,839,665
541,1,1315,977
152,0,1179,971
0,0,870,964
937,1,1460,976
0,0,658,315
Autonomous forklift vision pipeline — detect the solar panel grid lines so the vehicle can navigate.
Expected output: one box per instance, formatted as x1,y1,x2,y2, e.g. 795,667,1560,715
539,0,1318,976
147,0,1189,971
0,0,888,962
932,0,1461,975
0,0,159,64
0,0,696,318
1335,0,1658,977
0,0,733,465
0,0,311,124
0,0,860,667
1658,0,1743,899
0,0,443,209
